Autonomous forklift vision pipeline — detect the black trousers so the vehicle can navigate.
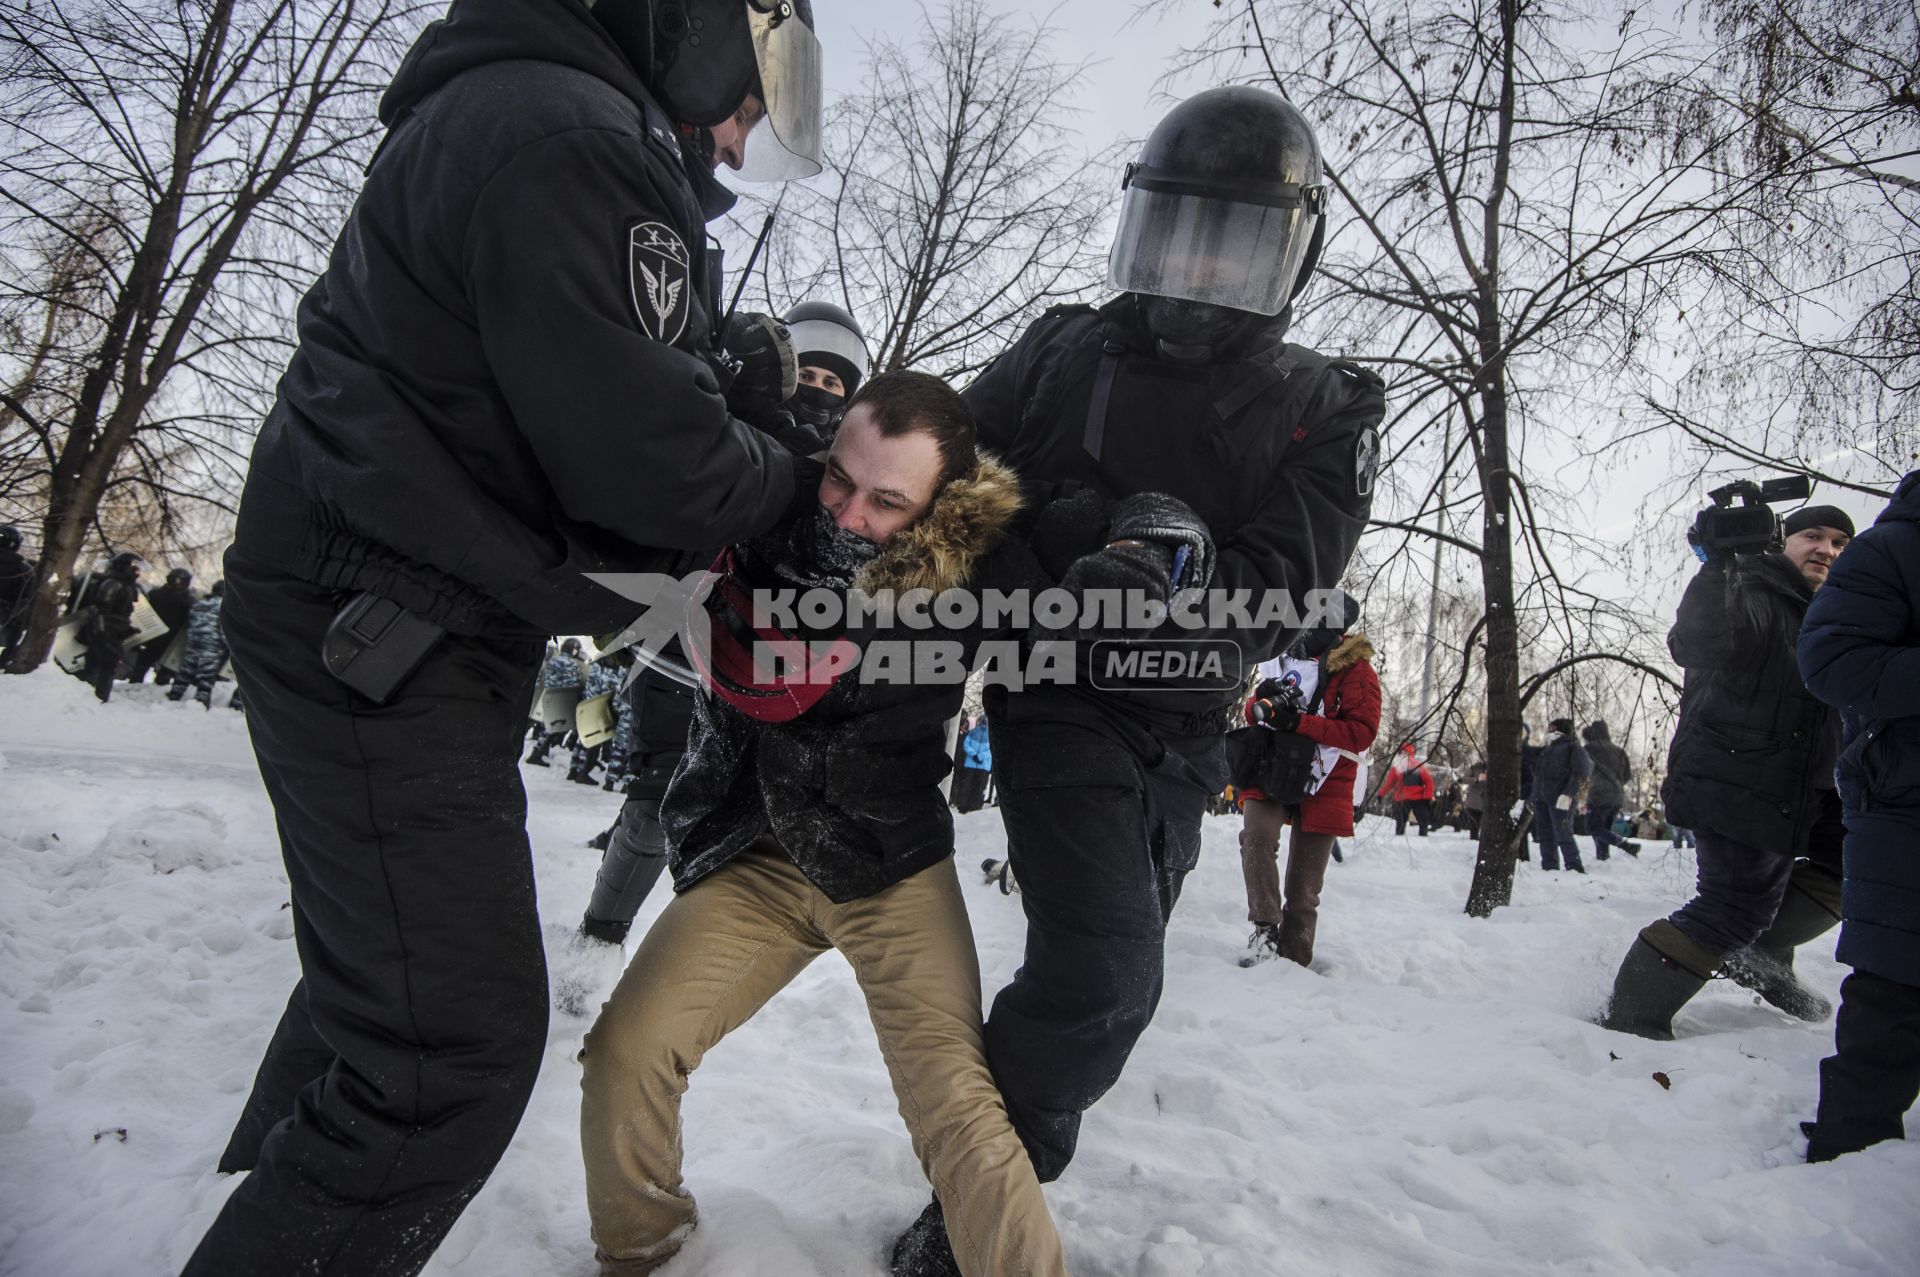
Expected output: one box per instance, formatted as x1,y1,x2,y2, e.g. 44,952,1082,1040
982,694,1225,1182
186,557,547,1277
950,764,991,813
1811,969,1920,1161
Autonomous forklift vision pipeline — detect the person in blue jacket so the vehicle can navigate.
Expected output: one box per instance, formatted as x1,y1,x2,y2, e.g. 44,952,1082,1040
952,715,993,813
1796,470,1920,1161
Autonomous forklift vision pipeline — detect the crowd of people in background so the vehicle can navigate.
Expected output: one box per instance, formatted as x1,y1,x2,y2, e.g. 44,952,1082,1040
0,528,244,710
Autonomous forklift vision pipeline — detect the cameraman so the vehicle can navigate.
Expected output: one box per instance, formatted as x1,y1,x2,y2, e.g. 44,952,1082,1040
1603,504,1853,1038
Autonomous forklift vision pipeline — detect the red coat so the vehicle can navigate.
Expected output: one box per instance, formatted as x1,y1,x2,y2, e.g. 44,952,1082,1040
1378,752,1435,802
1282,634,1382,836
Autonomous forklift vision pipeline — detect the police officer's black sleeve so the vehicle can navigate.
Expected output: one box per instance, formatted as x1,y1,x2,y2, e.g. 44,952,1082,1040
1188,365,1384,662
466,129,796,552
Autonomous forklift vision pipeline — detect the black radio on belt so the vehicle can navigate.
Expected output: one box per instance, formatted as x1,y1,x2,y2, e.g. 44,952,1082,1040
322,592,445,703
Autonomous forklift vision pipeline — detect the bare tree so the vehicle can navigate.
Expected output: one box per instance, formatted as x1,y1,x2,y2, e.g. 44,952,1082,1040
738,0,1117,380
1179,0,1810,915
0,0,424,671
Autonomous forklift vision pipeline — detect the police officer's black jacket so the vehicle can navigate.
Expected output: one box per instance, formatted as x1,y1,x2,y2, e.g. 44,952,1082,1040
0,545,31,623
963,295,1384,732
663,458,1047,903
233,0,800,637
1664,552,1840,856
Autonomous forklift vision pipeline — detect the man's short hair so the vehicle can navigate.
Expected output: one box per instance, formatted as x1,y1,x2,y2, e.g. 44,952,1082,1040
844,369,978,487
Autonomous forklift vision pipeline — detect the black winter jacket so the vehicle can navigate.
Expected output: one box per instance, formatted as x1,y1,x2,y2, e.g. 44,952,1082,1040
963,295,1384,732
1583,723,1632,809
1799,470,1920,985
1532,733,1592,804
1663,552,1839,856
664,458,1049,903
233,0,799,637
82,568,140,647
0,546,30,625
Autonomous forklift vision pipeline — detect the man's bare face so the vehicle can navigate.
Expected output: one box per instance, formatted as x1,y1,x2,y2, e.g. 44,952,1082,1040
707,96,766,171
819,407,942,545
1784,525,1849,588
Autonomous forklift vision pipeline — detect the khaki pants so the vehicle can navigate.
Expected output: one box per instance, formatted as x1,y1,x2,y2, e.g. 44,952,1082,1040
1239,798,1336,965
580,845,1067,1277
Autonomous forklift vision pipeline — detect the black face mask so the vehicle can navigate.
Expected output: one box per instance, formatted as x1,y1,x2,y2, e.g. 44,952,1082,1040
1289,626,1344,660
1141,296,1254,361
789,383,845,429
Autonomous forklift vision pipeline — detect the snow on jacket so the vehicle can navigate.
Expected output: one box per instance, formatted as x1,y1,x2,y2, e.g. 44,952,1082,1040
230,0,800,638
1582,721,1632,809
663,456,1049,904
963,294,1384,733
1798,469,1920,986
1664,552,1839,856
1531,732,1593,803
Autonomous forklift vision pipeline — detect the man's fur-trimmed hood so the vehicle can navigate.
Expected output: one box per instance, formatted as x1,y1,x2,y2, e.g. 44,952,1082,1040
1324,631,1374,675
854,453,1025,596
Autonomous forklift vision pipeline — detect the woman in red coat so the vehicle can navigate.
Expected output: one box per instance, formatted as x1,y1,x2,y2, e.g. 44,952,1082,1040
1239,600,1382,967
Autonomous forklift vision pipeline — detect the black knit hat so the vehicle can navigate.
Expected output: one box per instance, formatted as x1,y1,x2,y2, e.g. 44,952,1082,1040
1783,505,1855,539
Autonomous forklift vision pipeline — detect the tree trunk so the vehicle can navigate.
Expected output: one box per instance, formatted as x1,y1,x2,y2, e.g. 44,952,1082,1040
1466,377,1522,916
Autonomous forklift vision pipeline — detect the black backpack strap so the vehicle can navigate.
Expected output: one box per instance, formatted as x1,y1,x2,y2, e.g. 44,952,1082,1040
1081,340,1126,461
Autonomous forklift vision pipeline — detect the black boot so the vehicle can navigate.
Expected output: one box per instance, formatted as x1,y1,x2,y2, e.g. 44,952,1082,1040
890,1197,960,1277
1623,841,1642,858
1723,866,1840,1021
1601,924,1713,1040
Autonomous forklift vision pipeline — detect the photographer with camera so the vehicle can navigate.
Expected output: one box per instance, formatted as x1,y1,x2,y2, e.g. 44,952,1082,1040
1232,593,1378,967
1602,491,1853,1039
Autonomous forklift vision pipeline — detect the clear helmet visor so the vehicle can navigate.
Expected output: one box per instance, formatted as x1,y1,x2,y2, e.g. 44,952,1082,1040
735,3,824,182
784,316,870,380
1107,187,1318,316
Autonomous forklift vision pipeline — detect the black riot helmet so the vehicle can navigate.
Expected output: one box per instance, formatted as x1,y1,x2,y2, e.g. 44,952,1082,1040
785,301,870,395
0,525,20,553
1109,86,1328,317
561,637,585,657
166,567,192,589
592,0,824,181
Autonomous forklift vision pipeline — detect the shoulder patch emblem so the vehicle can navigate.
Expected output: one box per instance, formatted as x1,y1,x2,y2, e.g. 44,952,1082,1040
1354,427,1380,499
628,221,691,345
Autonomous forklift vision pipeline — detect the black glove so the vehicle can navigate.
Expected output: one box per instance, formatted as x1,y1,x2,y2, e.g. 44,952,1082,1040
720,312,797,428
1106,491,1216,591
1248,678,1304,730
786,454,827,521
1031,488,1109,579
1052,541,1176,640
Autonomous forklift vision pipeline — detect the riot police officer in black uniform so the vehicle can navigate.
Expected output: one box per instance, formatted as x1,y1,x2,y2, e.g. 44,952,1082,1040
891,86,1385,1273
188,2,828,1274
786,299,871,438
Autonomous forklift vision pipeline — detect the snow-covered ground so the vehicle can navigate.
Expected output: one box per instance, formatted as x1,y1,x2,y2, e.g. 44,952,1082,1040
1,668,1914,1277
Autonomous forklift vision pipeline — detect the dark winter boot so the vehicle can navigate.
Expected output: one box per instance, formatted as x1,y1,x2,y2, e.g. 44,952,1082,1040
587,826,613,851
1723,863,1841,1022
579,915,631,947
889,1197,960,1277
1238,924,1284,968
1623,840,1642,858
1600,921,1715,1040
567,765,598,785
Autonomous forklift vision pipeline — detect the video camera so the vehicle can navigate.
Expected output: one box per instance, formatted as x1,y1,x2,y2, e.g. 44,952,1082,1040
1687,474,1813,560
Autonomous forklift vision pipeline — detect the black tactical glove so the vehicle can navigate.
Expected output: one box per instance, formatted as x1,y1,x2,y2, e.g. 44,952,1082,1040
1106,491,1216,591
1051,541,1177,640
786,454,828,521
721,312,798,428
1031,488,1109,579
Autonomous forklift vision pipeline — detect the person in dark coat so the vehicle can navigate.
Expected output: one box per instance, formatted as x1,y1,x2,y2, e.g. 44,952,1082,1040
129,567,195,683
580,371,1069,1277
1796,471,1920,1161
77,552,141,703
1463,762,1488,841
888,85,1384,1271
1580,720,1641,860
1603,504,1853,1039
190,3,831,1274
1532,718,1594,871
0,525,33,664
